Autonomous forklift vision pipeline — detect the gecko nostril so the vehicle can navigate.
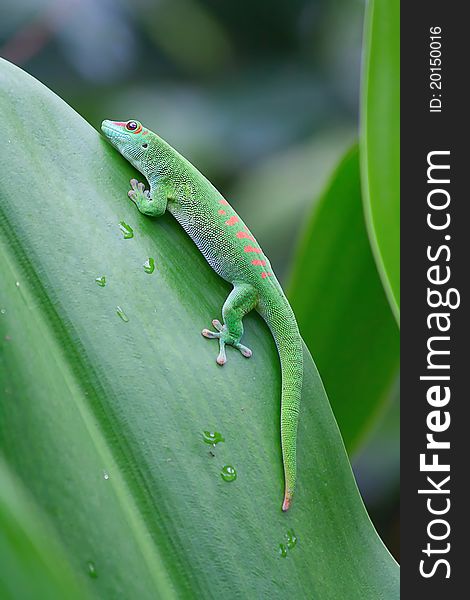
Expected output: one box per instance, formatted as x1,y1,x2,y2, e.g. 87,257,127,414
142,143,148,149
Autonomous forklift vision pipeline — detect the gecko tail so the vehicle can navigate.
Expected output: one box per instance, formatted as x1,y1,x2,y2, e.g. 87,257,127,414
260,295,303,512
282,491,293,512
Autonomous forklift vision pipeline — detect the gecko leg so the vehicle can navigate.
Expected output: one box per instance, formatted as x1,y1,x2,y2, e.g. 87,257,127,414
128,178,168,216
202,283,258,365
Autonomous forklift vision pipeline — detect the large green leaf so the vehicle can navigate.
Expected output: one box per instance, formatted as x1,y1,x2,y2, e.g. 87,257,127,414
360,0,400,321
0,59,398,599
289,146,399,452
0,458,88,600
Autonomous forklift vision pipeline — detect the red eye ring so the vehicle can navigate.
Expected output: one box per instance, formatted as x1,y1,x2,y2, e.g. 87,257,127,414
126,121,142,133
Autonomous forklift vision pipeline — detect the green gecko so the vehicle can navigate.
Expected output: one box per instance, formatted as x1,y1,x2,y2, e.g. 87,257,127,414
101,119,303,511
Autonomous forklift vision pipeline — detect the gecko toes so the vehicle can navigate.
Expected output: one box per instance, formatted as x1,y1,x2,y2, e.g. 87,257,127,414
212,319,223,332
202,319,252,364
128,179,151,205
202,328,219,339
237,344,252,358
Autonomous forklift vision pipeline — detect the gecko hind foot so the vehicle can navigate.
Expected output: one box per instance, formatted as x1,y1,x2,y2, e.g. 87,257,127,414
201,319,252,365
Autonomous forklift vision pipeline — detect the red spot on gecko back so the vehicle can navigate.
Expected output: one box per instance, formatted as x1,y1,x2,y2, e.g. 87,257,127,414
261,272,272,279
225,216,239,226
244,245,262,253
142,130,149,135
236,231,255,241
218,209,226,215
219,199,229,206
252,259,266,266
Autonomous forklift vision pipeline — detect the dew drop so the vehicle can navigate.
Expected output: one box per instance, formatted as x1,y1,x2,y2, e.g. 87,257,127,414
0,308,6,315
116,306,129,322
279,543,288,558
87,561,98,578
103,471,109,480
95,276,106,287
119,221,134,239
143,257,155,273
221,465,237,482
286,529,297,550
202,431,225,446
15,281,20,288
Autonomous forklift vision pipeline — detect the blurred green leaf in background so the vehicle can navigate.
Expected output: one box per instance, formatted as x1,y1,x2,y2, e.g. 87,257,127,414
360,0,400,321
289,145,399,453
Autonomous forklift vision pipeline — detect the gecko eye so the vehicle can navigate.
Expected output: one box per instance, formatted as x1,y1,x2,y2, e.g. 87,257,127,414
126,121,138,131
142,143,148,148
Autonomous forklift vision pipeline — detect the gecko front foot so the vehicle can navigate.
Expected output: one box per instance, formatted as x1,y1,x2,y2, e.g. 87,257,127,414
128,178,151,207
202,319,252,366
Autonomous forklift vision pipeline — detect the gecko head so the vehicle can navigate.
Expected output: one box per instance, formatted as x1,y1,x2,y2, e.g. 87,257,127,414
101,119,152,174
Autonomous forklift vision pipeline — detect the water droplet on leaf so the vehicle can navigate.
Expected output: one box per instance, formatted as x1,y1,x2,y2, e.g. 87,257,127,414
103,471,109,480
279,544,288,558
202,431,224,446
143,257,155,273
87,561,98,578
116,306,129,322
119,221,134,239
95,276,106,287
221,465,237,482
286,529,297,549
